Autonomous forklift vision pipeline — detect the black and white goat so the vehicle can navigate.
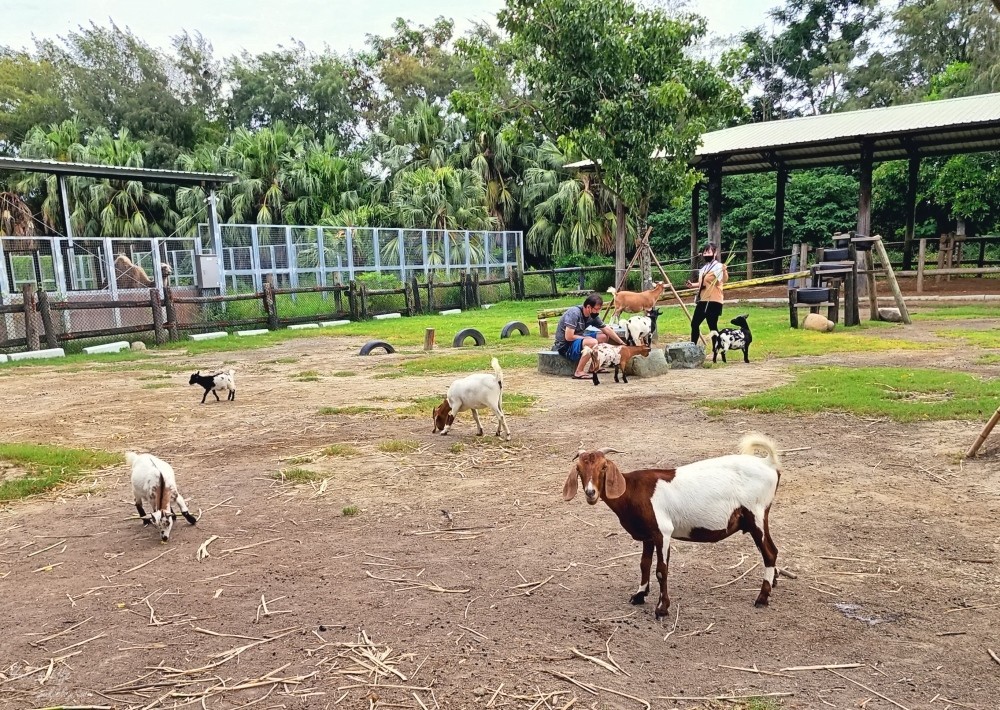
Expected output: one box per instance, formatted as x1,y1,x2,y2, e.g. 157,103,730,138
624,307,661,347
189,369,236,403
127,451,197,542
711,314,752,364
563,434,782,617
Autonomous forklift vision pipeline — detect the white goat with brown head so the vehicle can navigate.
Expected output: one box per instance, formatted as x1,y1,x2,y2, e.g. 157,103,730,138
563,434,782,618
127,452,197,542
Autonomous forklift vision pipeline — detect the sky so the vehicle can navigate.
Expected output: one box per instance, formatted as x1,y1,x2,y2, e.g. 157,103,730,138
0,0,780,59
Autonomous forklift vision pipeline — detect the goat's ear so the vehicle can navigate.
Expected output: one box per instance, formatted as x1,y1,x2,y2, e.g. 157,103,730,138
603,461,627,499
562,467,579,501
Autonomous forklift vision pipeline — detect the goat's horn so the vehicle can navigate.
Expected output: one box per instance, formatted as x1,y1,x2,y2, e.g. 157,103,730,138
572,449,586,461
596,447,624,455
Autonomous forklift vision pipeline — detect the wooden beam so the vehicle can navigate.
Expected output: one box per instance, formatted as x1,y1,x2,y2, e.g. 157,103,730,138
856,142,877,319
902,154,920,270
707,167,722,251
773,167,788,275
690,184,700,280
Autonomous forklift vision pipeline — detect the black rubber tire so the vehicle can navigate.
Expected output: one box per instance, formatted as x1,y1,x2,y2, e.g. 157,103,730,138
822,247,850,261
452,328,486,347
500,321,529,339
359,340,396,355
795,287,831,305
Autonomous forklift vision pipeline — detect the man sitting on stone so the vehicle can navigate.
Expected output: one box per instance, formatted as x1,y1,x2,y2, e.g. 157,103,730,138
554,292,626,379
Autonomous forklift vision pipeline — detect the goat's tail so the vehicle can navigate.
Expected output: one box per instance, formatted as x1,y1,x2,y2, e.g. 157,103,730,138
125,451,139,467
606,287,617,296
490,357,503,389
225,368,236,387
739,433,780,471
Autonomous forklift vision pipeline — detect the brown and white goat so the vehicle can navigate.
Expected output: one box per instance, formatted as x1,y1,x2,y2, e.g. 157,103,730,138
562,434,782,617
606,282,666,322
580,343,651,385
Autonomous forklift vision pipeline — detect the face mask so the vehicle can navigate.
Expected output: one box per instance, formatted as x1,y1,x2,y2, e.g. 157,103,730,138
703,254,714,264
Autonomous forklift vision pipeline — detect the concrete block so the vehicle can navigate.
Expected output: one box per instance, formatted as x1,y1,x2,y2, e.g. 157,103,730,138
482,304,494,309
83,341,130,355
374,312,401,320
625,348,669,378
236,329,270,337
130,341,147,351
319,320,350,328
9,348,66,361
188,331,228,341
665,341,705,369
537,350,577,377
439,309,461,315
288,323,320,330
0,354,8,363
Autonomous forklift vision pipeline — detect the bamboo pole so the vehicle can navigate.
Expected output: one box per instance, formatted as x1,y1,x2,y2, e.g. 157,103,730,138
872,236,910,324
966,405,1000,459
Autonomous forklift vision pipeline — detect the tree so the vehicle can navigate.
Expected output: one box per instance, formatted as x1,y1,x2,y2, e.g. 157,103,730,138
464,0,742,285
0,50,71,154
35,22,200,164
226,44,356,143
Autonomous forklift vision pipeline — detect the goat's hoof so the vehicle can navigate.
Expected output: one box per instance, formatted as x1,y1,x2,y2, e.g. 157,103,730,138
754,597,770,608
629,593,647,605
654,607,670,619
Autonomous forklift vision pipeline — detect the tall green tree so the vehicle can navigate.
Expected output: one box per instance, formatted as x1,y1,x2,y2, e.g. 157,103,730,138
0,50,71,154
226,44,356,143
463,0,742,284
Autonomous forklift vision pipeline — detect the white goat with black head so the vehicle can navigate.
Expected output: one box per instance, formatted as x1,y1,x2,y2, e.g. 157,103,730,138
127,452,197,542
189,369,236,404
624,307,662,347
563,434,782,617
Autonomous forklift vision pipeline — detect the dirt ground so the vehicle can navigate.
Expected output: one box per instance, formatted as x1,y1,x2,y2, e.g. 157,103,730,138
1,310,998,710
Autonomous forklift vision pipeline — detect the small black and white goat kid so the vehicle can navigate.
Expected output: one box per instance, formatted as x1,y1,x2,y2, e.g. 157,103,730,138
189,369,236,403
624,307,662,347
712,314,753,364
127,452,197,542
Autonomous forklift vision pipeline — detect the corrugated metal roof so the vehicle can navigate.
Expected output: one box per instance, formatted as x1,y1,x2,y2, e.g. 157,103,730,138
566,92,1000,175
0,156,236,186
695,92,1000,174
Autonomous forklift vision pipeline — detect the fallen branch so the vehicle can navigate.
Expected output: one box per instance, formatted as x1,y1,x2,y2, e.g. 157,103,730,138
655,692,793,701
827,669,910,710
196,535,219,561
570,647,620,675
780,663,863,672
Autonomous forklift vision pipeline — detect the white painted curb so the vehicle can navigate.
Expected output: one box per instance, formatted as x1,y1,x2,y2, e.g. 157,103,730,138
9,348,66,361
288,323,320,330
83,341,130,355
236,329,270,336
319,320,351,327
189,332,228,341
374,313,401,320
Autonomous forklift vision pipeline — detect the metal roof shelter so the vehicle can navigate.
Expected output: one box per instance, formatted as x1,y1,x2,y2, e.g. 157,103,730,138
0,156,237,260
689,92,1000,274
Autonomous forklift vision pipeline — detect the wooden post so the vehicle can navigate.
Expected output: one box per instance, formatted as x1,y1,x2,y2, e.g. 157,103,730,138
548,269,558,297
578,266,586,291
516,266,526,300
333,271,343,314
872,236,911,325
164,286,179,341
977,238,987,278
902,153,919,271
410,275,421,313
746,231,754,281
966,405,1000,459
458,273,468,310
427,271,435,312
798,244,809,288
773,167,788,275
359,283,370,319
507,266,517,302
845,244,860,327
37,289,57,348
472,271,481,308
22,283,40,350
423,327,435,351
404,281,415,317
707,166,722,251
615,198,627,287
263,281,279,330
828,284,840,325
537,318,549,339
788,289,799,329
936,233,948,284
917,238,927,294
864,250,879,321
690,184,700,280
150,288,166,345
347,280,359,320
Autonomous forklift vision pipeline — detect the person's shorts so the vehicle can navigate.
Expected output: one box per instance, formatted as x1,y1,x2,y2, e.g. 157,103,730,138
561,328,599,361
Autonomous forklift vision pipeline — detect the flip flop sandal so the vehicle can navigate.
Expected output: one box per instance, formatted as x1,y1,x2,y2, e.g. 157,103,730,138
572,374,591,380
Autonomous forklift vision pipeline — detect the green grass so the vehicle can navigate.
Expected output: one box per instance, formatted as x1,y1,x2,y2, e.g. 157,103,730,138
324,443,360,457
273,467,324,483
0,444,122,502
977,353,1000,364
706,366,1000,422
377,439,420,453
141,382,173,389
387,352,539,376
449,443,464,454
932,325,1000,348
319,405,381,416
342,505,360,517
912,305,1000,320
331,370,357,377
293,370,322,382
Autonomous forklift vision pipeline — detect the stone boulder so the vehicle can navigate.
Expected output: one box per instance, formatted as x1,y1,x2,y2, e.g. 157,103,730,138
665,341,705,369
878,307,903,323
130,341,148,351
624,348,669,378
802,313,835,332
537,350,577,377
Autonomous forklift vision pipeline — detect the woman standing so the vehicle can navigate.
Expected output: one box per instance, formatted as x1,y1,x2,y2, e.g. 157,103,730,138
686,243,727,344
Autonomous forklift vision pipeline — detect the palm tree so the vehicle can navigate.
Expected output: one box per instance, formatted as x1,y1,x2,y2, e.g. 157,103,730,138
14,119,86,234
520,141,625,259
